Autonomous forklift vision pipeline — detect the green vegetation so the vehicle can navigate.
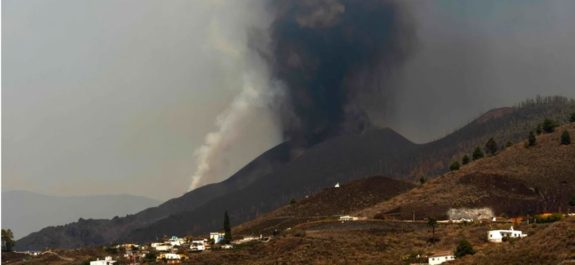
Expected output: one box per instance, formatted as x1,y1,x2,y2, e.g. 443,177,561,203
1,229,15,252
561,130,571,145
569,196,575,213
289,198,297,205
472,147,484,160
419,177,426,185
528,131,537,147
144,252,157,262
485,138,498,155
506,141,513,148
542,118,559,133
570,112,575,122
224,211,232,244
454,239,475,258
534,213,563,223
461,155,470,165
536,124,543,135
449,161,460,171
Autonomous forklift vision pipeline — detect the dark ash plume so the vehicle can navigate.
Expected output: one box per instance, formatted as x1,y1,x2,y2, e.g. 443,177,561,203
265,0,414,145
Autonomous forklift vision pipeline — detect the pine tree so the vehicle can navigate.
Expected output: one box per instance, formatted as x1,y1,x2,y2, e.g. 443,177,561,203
485,138,498,155
561,130,571,145
223,211,232,244
1,229,15,252
528,131,537,147
542,118,558,133
461,155,470,165
427,217,438,243
472,147,484,160
454,239,475,258
536,124,543,135
450,161,460,171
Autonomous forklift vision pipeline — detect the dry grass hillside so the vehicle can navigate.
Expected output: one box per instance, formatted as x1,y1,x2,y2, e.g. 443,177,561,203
452,217,575,265
234,176,415,235
359,123,575,220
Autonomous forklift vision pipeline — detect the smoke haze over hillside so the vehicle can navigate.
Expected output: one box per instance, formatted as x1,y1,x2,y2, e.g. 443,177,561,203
4,0,575,198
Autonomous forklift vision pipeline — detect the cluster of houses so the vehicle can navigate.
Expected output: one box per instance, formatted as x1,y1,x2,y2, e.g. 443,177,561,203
90,232,267,264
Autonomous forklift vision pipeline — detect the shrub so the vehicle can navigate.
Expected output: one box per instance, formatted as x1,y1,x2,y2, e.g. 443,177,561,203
472,147,484,160
485,138,498,155
561,130,571,145
536,124,543,135
289,198,297,205
419,177,426,185
542,118,558,133
570,112,575,122
528,131,537,147
450,161,460,171
144,252,157,262
461,155,470,165
534,213,563,223
454,239,475,258
506,141,513,148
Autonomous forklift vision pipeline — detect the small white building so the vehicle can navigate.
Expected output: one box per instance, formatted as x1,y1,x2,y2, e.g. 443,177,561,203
190,240,206,251
334,182,340,188
339,215,359,222
166,236,186,246
152,243,172,252
488,226,527,243
158,253,185,261
428,251,455,265
210,232,225,244
90,256,116,265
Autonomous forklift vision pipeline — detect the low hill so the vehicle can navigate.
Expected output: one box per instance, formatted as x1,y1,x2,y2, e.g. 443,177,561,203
359,123,575,220
451,218,575,265
16,97,575,249
1,191,159,239
233,176,416,235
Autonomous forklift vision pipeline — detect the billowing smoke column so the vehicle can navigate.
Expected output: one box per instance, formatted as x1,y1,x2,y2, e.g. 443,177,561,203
190,0,413,190
267,0,413,145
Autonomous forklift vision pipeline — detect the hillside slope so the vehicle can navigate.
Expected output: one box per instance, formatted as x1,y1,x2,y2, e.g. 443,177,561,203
233,176,416,235
452,218,575,265
359,123,575,220
16,97,575,249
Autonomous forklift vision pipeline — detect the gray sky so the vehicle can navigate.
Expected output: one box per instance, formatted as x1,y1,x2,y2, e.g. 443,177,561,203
2,0,280,200
3,0,575,200
381,0,575,142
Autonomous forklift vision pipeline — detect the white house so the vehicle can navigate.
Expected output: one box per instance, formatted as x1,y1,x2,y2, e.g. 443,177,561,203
158,253,185,261
428,251,455,265
210,232,225,244
152,243,172,252
334,182,340,188
339,215,359,222
488,226,527,243
190,240,206,251
90,256,116,265
166,236,186,246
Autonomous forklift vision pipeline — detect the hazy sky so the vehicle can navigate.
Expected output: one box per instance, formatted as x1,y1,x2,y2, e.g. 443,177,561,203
3,0,575,200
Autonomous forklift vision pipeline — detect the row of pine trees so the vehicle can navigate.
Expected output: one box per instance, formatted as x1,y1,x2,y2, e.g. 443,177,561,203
450,113,575,171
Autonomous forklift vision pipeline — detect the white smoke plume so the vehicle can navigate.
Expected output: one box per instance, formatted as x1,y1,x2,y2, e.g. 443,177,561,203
189,1,282,190
189,72,281,190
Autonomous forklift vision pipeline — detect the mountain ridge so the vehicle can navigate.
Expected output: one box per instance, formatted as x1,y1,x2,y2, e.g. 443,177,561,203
15,97,575,250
